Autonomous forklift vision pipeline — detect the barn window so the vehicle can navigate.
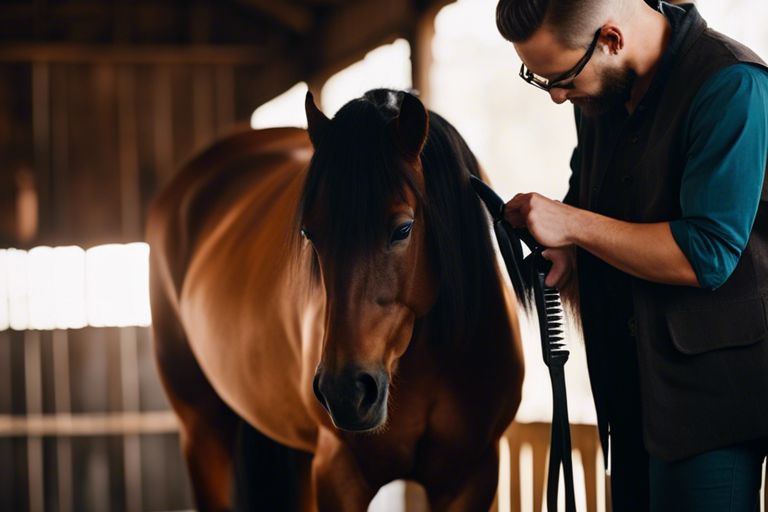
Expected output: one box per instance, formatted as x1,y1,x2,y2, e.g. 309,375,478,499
0,243,151,331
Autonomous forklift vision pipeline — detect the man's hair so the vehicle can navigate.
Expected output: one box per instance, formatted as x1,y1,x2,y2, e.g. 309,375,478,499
496,0,619,49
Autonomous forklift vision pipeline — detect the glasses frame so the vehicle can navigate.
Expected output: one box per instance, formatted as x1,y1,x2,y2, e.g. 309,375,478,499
519,28,602,91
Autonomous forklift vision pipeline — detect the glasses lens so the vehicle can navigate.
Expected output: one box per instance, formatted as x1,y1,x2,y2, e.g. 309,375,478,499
521,65,551,90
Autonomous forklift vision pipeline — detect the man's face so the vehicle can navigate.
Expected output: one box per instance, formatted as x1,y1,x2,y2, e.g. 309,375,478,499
515,26,635,116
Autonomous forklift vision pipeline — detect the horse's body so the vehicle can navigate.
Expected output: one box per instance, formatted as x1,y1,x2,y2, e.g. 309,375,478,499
148,91,524,511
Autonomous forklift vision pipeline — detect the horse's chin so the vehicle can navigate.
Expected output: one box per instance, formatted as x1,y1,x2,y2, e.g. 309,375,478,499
329,406,388,434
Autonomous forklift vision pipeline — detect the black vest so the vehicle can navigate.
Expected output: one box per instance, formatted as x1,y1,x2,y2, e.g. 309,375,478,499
570,3,768,461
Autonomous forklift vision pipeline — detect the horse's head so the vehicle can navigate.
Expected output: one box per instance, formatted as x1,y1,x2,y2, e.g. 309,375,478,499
298,90,438,432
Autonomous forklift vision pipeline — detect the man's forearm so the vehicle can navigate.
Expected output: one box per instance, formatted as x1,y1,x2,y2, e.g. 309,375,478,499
567,207,700,287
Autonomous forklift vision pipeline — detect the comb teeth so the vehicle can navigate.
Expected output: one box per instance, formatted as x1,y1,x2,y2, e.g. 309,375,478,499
543,285,569,359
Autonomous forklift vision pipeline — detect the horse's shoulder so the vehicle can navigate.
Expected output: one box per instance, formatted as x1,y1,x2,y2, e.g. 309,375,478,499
146,126,312,298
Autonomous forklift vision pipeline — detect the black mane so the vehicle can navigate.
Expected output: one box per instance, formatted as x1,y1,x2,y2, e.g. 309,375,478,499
297,89,501,345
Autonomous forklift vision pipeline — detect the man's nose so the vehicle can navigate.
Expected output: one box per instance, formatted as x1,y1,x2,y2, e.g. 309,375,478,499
549,88,569,104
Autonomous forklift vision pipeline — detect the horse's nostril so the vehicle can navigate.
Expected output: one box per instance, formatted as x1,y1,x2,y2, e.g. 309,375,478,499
355,372,379,411
313,373,328,411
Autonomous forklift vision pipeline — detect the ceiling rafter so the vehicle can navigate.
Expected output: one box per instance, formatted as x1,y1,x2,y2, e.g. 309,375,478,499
233,0,314,34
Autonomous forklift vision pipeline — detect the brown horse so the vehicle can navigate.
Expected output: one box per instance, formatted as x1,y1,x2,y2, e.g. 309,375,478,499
147,89,524,511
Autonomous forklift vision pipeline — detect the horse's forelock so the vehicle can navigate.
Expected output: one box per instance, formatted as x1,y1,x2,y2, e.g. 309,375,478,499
295,94,420,284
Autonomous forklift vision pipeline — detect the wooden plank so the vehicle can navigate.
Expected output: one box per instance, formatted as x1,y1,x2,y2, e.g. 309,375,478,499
170,65,196,171
152,65,175,185
0,333,14,506
61,63,121,246
69,328,110,414
119,327,142,511
215,64,235,135
117,65,141,239
24,330,44,512
0,44,268,64
192,64,215,151
0,64,34,247
71,435,111,511
52,329,73,512
48,63,71,245
0,332,12,413
0,411,178,437
137,328,170,411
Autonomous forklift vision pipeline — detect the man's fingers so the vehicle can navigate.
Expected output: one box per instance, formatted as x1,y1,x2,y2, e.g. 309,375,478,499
504,194,533,227
542,248,573,288
545,266,564,288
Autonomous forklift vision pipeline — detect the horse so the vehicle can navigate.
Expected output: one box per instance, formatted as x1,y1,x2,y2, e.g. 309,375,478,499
147,88,524,511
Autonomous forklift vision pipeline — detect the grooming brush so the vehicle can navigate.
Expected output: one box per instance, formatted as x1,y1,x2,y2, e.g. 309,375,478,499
470,175,576,512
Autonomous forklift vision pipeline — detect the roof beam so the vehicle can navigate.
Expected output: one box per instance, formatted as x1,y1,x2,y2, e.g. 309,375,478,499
0,44,268,64
234,0,313,34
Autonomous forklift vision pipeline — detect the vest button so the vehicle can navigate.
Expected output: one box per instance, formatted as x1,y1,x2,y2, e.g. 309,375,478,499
621,175,632,184
628,317,638,338
631,135,640,143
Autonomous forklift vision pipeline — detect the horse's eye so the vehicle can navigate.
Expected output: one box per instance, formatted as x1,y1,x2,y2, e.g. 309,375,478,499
300,227,312,241
390,221,413,244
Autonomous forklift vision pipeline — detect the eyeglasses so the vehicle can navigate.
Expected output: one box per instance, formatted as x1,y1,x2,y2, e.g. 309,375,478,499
519,29,602,91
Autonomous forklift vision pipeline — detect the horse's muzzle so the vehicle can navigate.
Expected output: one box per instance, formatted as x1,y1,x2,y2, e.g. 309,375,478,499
313,364,389,431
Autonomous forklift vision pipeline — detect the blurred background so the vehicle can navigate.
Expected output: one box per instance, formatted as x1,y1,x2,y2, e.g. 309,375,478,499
1,0,766,510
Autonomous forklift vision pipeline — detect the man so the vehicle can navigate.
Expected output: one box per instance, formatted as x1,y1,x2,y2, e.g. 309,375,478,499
495,0,768,509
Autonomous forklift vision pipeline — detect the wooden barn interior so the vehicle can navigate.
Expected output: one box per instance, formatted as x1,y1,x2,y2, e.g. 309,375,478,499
0,0,766,511
0,1,461,510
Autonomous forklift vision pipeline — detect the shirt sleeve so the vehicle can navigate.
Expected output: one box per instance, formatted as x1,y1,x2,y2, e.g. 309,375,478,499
669,63,768,290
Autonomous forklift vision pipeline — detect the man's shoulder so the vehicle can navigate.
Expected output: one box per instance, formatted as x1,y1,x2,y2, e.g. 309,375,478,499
692,62,768,113
697,27,767,70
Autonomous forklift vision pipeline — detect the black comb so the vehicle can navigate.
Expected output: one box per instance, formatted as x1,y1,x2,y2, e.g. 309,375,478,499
471,175,576,512
532,260,576,512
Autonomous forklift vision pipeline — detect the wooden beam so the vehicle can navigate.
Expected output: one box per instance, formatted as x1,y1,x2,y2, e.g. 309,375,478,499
408,8,438,107
0,44,268,64
307,0,456,88
0,411,179,436
234,0,313,34
309,0,413,84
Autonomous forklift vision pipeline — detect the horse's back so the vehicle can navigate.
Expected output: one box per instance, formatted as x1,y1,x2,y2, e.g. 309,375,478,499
148,127,322,451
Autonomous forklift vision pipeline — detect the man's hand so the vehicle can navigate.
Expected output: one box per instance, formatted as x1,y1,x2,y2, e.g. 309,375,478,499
504,192,575,248
504,191,700,287
541,246,576,288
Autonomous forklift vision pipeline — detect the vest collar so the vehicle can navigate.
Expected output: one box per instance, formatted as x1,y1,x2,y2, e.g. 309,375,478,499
639,2,708,110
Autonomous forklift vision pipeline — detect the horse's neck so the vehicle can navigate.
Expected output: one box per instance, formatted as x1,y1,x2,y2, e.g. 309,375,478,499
415,267,514,361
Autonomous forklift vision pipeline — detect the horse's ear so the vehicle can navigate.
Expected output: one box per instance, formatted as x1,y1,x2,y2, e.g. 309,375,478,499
390,92,429,162
305,91,330,146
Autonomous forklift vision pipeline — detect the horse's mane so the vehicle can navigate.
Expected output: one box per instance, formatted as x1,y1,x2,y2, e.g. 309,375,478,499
296,89,502,346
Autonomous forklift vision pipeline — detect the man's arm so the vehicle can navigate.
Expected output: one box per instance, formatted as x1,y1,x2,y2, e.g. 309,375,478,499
505,194,699,286
507,64,768,289
568,209,699,286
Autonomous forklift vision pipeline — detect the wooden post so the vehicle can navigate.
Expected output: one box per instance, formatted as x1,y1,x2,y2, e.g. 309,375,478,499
408,8,437,108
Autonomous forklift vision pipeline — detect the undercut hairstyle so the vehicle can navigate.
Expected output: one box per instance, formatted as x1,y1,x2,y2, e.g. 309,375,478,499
496,0,622,49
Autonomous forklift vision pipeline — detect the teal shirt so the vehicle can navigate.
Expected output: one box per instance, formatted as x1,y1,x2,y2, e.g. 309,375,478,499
669,63,768,290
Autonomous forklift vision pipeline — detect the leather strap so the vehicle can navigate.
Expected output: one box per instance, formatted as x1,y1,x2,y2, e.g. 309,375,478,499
547,363,576,512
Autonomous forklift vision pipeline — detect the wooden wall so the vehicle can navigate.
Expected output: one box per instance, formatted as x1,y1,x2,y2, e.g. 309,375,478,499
0,57,267,248
0,54,265,511
0,328,190,511
0,1,449,510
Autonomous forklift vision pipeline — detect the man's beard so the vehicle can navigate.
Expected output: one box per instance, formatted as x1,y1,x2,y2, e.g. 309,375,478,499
571,66,636,117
